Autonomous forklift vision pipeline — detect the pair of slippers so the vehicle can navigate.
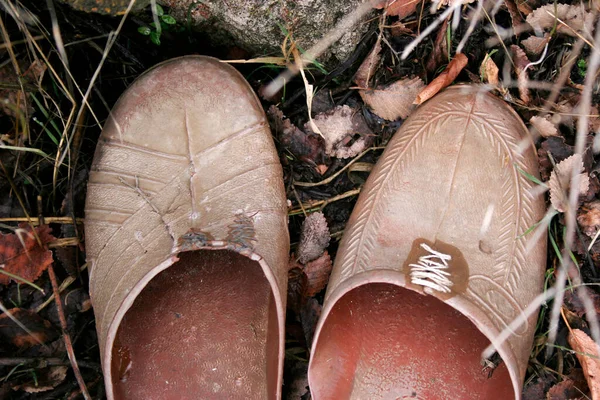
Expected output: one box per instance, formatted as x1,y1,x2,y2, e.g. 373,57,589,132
84,56,546,399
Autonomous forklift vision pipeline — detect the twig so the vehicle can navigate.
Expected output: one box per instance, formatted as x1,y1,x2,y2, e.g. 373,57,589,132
293,146,384,187
34,263,87,313
288,188,361,216
46,265,91,400
0,217,84,225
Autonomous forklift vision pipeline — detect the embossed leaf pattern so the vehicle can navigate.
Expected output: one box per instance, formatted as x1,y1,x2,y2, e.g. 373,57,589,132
0,223,55,286
549,154,590,212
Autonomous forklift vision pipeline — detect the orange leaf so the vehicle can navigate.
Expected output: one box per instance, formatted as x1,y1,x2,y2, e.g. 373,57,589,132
568,329,600,399
0,223,55,286
374,0,420,18
302,251,333,297
415,53,468,105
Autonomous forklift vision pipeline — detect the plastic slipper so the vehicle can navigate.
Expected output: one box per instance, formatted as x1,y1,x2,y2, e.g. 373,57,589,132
84,56,289,399
308,86,546,400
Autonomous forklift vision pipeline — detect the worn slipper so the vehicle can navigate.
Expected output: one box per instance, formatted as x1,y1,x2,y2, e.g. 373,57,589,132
308,86,546,399
85,56,288,399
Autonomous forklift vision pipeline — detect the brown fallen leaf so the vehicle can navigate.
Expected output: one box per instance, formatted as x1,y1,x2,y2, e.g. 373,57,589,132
354,40,382,88
0,308,58,349
549,154,590,213
287,266,308,314
568,329,600,399
374,0,420,19
415,53,468,105
546,378,584,400
530,115,559,138
267,105,325,166
302,251,333,297
504,0,524,32
0,223,55,286
426,18,449,74
297,212,330,263
360,77,424,120
527,4,594,37
522,34,551,57
306,105,373,159
565,288,600,318
578,201,600,237
511,45,531,104
481,55,499,86
538,136,575,181
13,366,68,393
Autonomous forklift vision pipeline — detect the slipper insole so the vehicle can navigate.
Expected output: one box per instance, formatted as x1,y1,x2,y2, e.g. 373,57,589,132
111,250,279,399
310,283,514,400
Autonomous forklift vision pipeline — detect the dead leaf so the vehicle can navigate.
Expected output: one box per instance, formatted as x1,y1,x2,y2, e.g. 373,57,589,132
267,105,325,165
481,55,499,86
0,308,58,349
546,378,584,400
306,105,373,159
511,45,531,104
522,34,551,57
0,223,55,286
530,115,559,138
360,77,424,120
14,366,68,393
415,53,468,105
297,212,330,263
564,289,600,318
578,201,600,237
523,379,548,400
302,251,333,297
527,4,594,37
549,154,590,212
504,0,525,31
568,329,600,399
538,136,574,181
389,21,413,36
287,266,308,314
374,0,420,18
426,18,449,74
355,40,382,88
300,297,321,347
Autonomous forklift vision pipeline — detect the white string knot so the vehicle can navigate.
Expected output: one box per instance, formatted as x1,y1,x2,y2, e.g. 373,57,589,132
409,243,453,293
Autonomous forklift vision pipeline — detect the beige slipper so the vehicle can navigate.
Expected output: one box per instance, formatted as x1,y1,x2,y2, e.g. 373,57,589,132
308,86,546,399
85,56,289,399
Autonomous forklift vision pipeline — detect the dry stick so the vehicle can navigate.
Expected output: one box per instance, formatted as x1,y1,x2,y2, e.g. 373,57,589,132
0,216,84,224
293,146,384,187
288,188,361,216
46,264,91,400
546,18,600,359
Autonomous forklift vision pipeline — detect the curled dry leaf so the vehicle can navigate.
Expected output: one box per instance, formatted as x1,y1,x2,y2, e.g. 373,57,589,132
530,115,559,138
267,105,324,165
374,0,420,18
306,105,373,159
577,200,600,237
0,223,55,286
360,77,424,121
415,53,468,105
354,40,382,88
568,329,600,399
14,366,68,393
0,308,58,349
527,4,594,37
521,34,551,57
481,55,499,86
545,379,582,400
426,18,449,74
297,211,330,263
511,45,531,104
302,251,333,297
549,154,590,212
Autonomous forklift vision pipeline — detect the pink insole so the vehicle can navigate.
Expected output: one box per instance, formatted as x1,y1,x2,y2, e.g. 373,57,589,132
310,283,514,400
111,250,279,399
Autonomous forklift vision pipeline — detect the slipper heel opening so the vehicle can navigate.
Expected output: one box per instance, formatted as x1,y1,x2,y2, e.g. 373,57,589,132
310,283,514,400
110,250,280,399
